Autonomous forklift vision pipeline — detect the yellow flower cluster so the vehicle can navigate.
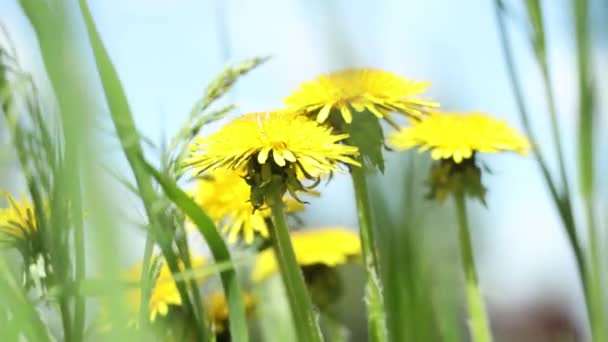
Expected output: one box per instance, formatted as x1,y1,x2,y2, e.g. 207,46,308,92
285,68,438,123
388,112,530,163
205,291,256,333
186,111,359,176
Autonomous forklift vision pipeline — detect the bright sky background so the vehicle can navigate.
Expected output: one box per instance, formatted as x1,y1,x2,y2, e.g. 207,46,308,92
1,0,606,330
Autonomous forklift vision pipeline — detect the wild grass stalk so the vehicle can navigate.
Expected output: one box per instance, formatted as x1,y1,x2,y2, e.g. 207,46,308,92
572,0,604,339
494,0,605,339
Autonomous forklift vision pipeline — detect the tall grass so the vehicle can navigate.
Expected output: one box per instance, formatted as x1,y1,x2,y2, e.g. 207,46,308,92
494,0,604,339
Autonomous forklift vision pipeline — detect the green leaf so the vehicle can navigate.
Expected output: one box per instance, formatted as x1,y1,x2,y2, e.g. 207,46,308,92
74,1,192,335
141,159,249,342
345,112,385,172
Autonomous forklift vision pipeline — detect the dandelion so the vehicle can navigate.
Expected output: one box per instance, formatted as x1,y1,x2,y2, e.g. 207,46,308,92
192,169,304,244
186,111,359,177
186,111,359,208
389,111,530,342
388,111,530,163
185,111,357,341
285,69,431,339
126,255,206,322
284,68,438,124
0,192,38,245
252,227,360,282
205,291,256,334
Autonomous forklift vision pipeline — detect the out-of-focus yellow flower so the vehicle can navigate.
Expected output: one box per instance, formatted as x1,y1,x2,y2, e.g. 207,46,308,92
205,291,256,334
185,111,360,177
284,68,438,124
126,255,207,322
252,227,361,282
388,112,530,163
0,192,37,244
192,170,304,244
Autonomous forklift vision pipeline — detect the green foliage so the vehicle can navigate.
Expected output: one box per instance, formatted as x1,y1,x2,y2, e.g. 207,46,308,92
344,112,385,172
142,160,249,342
495,1,604,340
426,158,487,205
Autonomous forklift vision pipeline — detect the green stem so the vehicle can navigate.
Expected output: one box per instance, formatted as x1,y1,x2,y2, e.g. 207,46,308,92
71,180,86,341
454,191,492,342
525,0,572,203
573,0,603,338
350,165,386,342
138,235,154,326
585,198,604,341
268,189,323,342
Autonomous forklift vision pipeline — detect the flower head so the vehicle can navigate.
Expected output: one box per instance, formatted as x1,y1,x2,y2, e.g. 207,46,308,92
186,111,359,207
187,111,359,175
252,227,361,282
285,68,438,124
205,291,256,334
126,255,206,322
0,192,38,245
388,112,530,163
192,169,304,244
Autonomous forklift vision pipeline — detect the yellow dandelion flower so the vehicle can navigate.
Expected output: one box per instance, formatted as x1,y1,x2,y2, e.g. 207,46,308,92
388,112,530,163
206,291,256,334
192,169,304,244
126,255,207,322
252,227,361,282
0,192,38,244
284,68,438,124
186,111,360,176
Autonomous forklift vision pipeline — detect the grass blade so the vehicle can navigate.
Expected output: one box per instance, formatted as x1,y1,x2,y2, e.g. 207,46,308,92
74,0,201,335
142,158,249,342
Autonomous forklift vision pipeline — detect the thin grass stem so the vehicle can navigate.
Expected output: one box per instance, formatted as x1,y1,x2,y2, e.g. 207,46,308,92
573,0,604,338
138,235,154,326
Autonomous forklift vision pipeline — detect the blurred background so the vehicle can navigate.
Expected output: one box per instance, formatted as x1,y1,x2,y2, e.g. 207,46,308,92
1,1,607,341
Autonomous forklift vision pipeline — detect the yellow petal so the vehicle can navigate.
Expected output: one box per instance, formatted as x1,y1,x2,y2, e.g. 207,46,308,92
339,104,353,123
257,146,271,164
273,150,286,167
317,103,333,123
282,149,297,163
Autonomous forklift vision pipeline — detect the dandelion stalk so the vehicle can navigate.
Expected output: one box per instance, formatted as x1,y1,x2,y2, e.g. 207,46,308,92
350,165,387,342
268,184,323,342
454,191,491,342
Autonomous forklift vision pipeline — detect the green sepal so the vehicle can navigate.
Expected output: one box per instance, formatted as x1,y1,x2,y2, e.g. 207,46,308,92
426,157,487,205
302,264,343,311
